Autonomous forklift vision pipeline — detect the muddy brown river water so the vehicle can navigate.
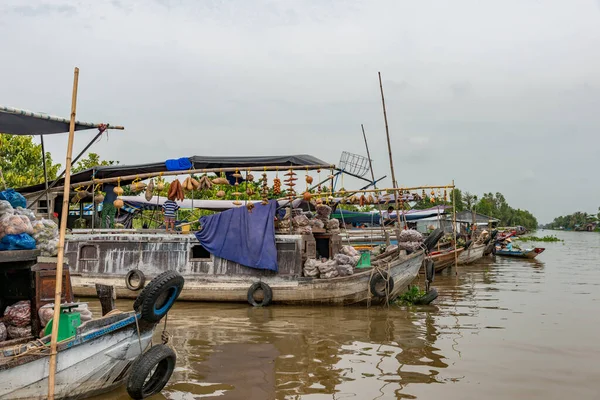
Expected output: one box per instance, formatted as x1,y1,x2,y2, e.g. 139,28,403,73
90,230,600,399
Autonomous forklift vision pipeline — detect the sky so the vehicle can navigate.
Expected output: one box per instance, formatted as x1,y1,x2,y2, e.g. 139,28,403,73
1,0,599,223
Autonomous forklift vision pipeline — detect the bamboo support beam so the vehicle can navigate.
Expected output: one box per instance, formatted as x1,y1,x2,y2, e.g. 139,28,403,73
61,164,335,190
48,67,80,400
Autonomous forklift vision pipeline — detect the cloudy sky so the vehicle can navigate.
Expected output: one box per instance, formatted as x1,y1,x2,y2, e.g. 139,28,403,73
1,0,599,222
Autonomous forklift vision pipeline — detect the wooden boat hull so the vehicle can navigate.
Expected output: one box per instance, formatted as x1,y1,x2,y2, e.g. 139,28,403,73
495,247,545,259
420,248,464,273
0,314,152,400
66,232,425,305
457,243,486,265
72,252,424,305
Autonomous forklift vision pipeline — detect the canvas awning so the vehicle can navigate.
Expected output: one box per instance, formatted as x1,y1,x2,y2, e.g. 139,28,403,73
0,105,116,135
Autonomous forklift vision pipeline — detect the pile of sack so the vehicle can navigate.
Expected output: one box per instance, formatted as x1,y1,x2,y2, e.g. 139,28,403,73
303,245,360,279
0,190,60,255
292,214,312,235
397,229,424,252
1,300,32,341
38,303,93,331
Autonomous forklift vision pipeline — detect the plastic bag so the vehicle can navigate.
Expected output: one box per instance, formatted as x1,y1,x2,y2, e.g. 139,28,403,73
334,253,353,265
336,264,353,277
4,300,31,327
340,245,359,257
316,204,332,220
32,219,59,256
39,303,93,327
0,233,37,251
293,214,310,227
0,189,26,209
303,259,320,278
0,322,6,342
309,219,324,229
294,225,312,235
318,259,338,279
326,219,340,230
398,241,422,252
398,229,423,243
14,207,36,221
7,325,32,339
0,200,13,217
0,214,34,237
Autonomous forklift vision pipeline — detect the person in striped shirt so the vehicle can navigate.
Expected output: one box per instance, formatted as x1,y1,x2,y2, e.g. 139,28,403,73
162,195,179,232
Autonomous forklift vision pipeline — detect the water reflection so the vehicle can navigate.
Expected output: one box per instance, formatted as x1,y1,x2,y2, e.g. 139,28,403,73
89,231,600,400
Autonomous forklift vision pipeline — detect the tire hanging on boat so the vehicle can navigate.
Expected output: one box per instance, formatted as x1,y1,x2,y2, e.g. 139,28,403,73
423,228,444,252
133,270,185,323
126,344,176,399
247,282,273,307
125,269,146,291
369,271,394,298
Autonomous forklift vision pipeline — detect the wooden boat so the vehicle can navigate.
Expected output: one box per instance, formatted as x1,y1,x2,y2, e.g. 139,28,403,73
423,247,464,273
495,247,545,259
457,242,486,265
66,230,440,305
0,252,183,400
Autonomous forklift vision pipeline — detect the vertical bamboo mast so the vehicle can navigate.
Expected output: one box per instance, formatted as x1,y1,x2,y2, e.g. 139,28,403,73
452,180,458,276
48,67,79,400
361,124,385,236
378,72,401,226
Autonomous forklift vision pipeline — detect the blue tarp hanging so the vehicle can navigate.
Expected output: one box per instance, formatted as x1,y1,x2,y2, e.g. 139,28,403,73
195,200,278,272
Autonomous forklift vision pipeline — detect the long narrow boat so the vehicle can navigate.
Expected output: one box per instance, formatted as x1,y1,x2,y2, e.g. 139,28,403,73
457,242,486,265
495,247,545,259
427,247,464,273
67,230,439,305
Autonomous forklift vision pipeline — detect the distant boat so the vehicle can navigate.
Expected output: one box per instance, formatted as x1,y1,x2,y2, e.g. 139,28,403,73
457,242,487,265
495,247,545,259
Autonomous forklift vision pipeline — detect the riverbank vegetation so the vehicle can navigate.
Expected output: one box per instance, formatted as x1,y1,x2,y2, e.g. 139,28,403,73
544,210,599,231
515,235,562,242
413,189,538,230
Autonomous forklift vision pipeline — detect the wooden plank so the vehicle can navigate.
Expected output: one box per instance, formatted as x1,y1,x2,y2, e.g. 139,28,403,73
0,249,40,264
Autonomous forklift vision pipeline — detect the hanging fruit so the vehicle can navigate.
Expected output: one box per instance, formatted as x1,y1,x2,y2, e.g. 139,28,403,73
247,173,255,182
114,199,124,209
306,175,313,185
145,179,154,201
113,186,124,196
303,191,312,201
94,192,105,204
156,177,165,191
285,169,297,198
216,190,226,198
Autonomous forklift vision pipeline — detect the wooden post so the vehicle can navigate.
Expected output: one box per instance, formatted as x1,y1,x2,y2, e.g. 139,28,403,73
95,284,116,316
48,67,79,400
452,180,459,276
378,72,401,227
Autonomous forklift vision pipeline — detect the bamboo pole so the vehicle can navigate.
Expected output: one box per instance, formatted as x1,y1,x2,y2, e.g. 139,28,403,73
53,164,334,190
361,124,385,235
48,67,79,399
452,180,459,276
378,72,401,227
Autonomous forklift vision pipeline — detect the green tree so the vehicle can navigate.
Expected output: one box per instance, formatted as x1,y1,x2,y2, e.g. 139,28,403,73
72,152,118,173
0,134,61,188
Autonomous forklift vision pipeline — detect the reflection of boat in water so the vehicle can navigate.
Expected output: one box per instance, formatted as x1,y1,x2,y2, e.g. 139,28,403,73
138,303,449,399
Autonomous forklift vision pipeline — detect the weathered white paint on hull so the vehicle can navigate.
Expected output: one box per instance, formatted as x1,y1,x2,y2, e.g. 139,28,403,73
0,328,152,400
72,253,424,305
457,243,486,265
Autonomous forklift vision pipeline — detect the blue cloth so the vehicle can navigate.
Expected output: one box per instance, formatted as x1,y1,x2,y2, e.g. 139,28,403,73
195,200,278,271
0,233,36,251
505,243,513,251
0,189,26,208
165,158,192,171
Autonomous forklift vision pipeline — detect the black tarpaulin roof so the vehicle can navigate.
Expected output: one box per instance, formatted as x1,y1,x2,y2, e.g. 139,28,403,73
0,105,113,135
17,154,330,193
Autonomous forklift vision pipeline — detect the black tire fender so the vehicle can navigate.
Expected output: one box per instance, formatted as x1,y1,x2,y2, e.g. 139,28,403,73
415,288,438,305
423,228,444,252
369,271,395,298
125,269,146,291
126,344,176,399
424,259,435,283
247,282,273,307
133,270,184,323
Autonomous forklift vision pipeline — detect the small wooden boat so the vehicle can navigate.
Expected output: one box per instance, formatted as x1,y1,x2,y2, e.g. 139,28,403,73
420,248,464,273
495,247,545,259
457,242,486,265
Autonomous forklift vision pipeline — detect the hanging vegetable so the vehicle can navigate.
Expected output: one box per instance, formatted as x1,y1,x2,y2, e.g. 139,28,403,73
285,169,297,198
156,176,165,191
232,169,242,205
198,175,212,190
145,179,154,201
260,172,269,204
94,192,105,204
131,178,146,192
113,186,124,196
114,198,124,209
273,169,281,195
